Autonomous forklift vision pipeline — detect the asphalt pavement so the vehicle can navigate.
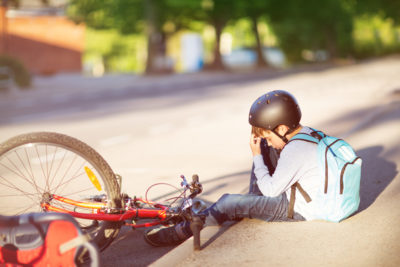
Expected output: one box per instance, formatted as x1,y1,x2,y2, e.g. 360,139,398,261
152,57,400,267
0,56,399,266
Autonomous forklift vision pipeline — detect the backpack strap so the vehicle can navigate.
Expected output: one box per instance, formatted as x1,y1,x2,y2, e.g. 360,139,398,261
288,184,296,219
287,130,319,219
310,128,326,139
288,133,319,144
287,182,312,219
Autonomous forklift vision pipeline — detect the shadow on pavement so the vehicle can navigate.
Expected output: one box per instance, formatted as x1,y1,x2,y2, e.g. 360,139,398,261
200,221,239,250
317,89,399,214
356,146,398,213
319,97,400,138
100,171,251,266
100,227,175,267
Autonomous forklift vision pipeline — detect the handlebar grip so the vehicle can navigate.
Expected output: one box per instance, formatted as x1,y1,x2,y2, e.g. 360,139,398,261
192,174,199,183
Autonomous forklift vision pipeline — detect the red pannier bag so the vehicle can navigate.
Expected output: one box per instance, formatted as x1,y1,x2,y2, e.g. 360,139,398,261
0,212,99,267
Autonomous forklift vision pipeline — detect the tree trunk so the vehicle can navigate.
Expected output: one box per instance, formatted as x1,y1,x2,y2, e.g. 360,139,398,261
144,0,171,74
325,27,337,60
210,20,225,70
145,34,156,74
144,0,157,74
251,16,268,68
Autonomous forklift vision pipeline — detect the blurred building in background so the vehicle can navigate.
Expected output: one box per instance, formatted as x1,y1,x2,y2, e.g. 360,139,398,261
0,0,84,75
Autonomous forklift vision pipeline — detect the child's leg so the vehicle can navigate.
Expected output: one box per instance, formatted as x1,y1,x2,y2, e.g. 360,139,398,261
203,192,304,226
144,193,304,246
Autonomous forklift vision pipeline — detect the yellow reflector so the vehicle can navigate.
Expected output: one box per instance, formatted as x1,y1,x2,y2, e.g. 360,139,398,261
85,166,102,191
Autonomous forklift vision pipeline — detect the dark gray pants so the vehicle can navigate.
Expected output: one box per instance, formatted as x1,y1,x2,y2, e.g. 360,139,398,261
203,144,305,226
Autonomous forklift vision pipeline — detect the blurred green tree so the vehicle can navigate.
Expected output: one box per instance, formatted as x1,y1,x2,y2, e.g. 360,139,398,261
267,0,354,62
194,0,234,70
235,0,270,68
68,0,398,71
352,0,400,57
356,0,400,25
68,0,202,74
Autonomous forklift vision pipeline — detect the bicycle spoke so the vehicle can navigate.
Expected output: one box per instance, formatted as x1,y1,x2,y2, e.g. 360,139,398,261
14,202,41,215
54,161,86,195
12,150,35,186
62,185,100,198
24,147,37,187
49,149,67,190
34,145,48,187
0,204,34,215
0,175,39,203
0,161,44,193
15,150,43,192
0,132,120,251
0,191,37,198
45,144,50,190
47,146,58,191
52,153,78,195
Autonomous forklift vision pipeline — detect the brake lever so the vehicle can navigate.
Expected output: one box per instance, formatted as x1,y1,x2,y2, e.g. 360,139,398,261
180,175,190,189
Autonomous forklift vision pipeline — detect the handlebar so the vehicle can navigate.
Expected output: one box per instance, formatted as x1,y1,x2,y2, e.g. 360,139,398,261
180,174,203,199
180,174,204,251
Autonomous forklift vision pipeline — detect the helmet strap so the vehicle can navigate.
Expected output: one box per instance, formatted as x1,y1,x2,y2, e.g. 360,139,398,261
272,129,289,144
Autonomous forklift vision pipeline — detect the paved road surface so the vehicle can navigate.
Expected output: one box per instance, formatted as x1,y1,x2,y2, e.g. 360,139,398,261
0,56,399,266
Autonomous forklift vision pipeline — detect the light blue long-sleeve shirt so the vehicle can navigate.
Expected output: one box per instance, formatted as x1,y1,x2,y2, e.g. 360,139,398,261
253,127,320,220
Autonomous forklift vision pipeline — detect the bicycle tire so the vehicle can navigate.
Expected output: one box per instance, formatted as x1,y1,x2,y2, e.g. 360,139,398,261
0,132,122,251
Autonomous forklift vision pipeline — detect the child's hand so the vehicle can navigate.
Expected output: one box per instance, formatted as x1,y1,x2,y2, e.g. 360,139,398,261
250,134,262,156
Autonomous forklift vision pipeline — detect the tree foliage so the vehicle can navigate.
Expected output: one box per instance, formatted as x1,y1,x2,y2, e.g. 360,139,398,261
267,0,354,61
355,0,400,25
67,0,399,73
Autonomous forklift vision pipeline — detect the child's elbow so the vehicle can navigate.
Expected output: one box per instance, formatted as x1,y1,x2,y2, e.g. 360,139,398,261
259,187,281,198
266,191,282,198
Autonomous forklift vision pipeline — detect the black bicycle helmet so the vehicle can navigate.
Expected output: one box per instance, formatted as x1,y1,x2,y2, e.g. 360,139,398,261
248,90,301,131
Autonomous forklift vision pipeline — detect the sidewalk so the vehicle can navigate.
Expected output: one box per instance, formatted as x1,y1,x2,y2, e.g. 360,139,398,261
0,70,256,101
0,61,342,104
152,104,400,267
148,57,400,267
1,56,399,267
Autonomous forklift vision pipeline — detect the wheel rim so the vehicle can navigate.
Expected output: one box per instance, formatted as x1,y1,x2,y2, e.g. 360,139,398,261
0,142,111,235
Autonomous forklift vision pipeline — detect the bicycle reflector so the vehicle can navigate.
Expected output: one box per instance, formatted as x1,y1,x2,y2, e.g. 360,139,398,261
85,166,102,191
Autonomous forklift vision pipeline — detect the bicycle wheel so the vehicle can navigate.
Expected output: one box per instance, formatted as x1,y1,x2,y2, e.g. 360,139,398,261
0,132,122,251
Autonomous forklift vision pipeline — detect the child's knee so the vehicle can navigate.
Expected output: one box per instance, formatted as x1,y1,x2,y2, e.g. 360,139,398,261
218,193,231,202
216,194,242,212
217,193,240,205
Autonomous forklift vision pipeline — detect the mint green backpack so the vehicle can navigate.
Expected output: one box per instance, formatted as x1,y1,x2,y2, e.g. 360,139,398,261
289,129,362,222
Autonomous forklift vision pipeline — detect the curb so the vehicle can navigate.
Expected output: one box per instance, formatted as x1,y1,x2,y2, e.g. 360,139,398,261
149,222,235,267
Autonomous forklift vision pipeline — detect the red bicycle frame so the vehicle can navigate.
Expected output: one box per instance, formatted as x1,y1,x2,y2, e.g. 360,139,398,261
41,194,170,228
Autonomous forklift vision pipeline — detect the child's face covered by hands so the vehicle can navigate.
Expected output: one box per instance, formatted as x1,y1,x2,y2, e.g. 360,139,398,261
250,128,286,156
250,133,262,156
